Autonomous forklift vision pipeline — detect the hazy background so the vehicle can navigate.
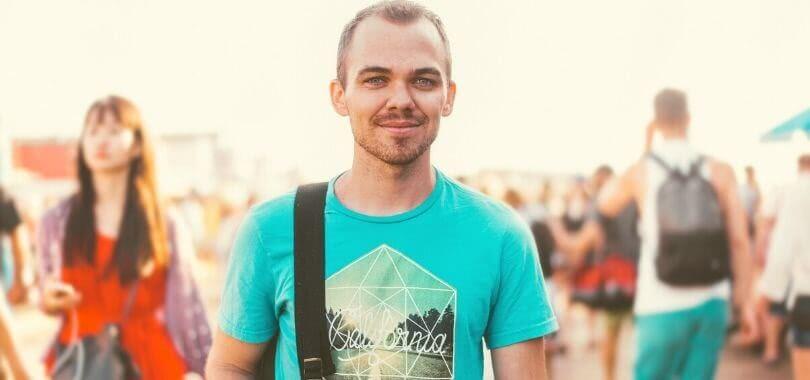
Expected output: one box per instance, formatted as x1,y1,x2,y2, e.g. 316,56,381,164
2,0,809,186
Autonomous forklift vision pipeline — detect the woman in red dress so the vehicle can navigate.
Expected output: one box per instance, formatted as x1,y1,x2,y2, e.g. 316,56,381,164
37,95,208,379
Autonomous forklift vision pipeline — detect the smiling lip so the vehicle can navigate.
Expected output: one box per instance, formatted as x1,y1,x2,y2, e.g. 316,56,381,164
378,123,421,136
377,120,422,135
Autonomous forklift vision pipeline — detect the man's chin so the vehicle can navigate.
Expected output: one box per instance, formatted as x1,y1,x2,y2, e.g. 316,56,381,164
366,145,425,166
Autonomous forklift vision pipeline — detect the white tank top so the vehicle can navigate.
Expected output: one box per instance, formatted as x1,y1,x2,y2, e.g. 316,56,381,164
635,139,730,315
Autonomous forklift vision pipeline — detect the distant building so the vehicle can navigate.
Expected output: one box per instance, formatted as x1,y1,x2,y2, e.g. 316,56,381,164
12,138,77,180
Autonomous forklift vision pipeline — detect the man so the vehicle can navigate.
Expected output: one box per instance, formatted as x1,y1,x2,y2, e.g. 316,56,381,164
206,1,557,379
598,89,754,380
550,165,639,380
759,154,810,380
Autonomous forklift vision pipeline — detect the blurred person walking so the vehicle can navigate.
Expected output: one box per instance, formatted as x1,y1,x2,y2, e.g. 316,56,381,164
558,179,602,350
0,189,30,380
505,187,564,377
732,164,787,365
758,154,810,380
551,166,639,380
599,89,754,380
0,187,32,305
35,96,211,379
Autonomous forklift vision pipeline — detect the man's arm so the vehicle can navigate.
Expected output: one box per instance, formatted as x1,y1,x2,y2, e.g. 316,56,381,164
205,328,267,379
549,219,602,267
491,338,547,380
598,163,640,218
711,162,753,308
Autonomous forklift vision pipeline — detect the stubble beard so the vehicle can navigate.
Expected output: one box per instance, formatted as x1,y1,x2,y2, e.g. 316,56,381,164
353,126,438,166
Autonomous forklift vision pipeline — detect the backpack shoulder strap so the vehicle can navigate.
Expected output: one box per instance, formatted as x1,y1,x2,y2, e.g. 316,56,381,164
293,182,335,379
688,155,706,178
647,153,675,175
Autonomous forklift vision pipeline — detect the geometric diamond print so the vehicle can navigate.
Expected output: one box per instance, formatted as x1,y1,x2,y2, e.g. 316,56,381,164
326,244,456,379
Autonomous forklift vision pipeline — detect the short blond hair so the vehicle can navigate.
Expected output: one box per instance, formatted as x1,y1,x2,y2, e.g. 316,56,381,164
336,0,451,86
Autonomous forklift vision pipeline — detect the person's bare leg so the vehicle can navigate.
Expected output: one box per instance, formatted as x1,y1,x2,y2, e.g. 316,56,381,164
792,347,810,380
587,308,600,350
762,313,784,363
0,298,29,380
601,313,623,380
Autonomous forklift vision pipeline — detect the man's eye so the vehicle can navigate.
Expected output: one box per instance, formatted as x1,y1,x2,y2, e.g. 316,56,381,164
365,77,386,86
413,78,435,88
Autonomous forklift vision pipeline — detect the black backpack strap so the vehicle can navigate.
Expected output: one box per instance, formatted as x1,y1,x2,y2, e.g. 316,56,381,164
294,182,335,379
647,153,674,174
689,155,705,177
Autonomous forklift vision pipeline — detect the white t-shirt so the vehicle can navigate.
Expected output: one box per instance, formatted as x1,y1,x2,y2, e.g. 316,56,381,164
634,139,730,315
759,174,810,310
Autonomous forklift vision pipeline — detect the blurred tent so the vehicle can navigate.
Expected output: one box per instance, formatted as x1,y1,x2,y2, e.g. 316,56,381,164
761,108,810,142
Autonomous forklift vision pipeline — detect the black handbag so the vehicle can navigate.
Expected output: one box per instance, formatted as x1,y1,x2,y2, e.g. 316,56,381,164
52,285,141,380
256,182,336,379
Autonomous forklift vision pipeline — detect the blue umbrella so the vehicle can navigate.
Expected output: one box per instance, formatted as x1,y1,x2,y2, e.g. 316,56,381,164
761,108,810,142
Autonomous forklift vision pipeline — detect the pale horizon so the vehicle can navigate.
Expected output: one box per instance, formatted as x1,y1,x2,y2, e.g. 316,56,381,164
1,0,809,186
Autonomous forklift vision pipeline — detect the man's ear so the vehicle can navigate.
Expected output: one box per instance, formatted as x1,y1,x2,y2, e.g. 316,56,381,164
330,80,349,116
442,80,456,117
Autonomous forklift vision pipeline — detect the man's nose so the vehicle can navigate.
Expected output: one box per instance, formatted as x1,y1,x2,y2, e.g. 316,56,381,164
385,80,416,111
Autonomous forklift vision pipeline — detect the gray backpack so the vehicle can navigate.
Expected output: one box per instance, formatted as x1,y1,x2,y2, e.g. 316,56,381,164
650,154,730,286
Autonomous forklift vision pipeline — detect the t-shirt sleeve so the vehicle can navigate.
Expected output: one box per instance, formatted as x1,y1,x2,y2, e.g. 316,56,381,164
484,220,559,350
218,211,278,344
0,195,22,233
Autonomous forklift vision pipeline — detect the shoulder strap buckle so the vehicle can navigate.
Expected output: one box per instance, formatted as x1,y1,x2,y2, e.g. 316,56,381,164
302,357,324,379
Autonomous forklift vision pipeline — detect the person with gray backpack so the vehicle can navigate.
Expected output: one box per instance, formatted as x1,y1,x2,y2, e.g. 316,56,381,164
598,89,755,380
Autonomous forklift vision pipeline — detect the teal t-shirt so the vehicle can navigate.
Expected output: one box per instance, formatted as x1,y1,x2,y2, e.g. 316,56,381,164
218,169,558,379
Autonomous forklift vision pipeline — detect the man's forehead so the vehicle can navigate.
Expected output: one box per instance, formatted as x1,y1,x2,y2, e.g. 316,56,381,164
345,15,448,77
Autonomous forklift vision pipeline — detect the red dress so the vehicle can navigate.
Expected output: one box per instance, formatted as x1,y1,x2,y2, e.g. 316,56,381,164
49,234,186,379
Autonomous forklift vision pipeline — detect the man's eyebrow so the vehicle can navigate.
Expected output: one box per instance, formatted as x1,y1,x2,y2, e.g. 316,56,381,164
412,67,442,77
356,66,392,76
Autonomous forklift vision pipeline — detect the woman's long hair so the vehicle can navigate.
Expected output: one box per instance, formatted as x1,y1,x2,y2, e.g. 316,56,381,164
63,95,169,284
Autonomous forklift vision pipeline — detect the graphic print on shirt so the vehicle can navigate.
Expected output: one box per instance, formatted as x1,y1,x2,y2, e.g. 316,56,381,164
326,245,456,379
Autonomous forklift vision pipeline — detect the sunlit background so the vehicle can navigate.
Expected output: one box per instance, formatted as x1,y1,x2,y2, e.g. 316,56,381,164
2,0,809,190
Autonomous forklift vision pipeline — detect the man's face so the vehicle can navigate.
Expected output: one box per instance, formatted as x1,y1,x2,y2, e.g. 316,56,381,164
330,16,455,166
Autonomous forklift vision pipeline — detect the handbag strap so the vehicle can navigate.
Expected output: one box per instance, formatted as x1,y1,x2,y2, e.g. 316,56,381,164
293,182,335,379
119,281,140,324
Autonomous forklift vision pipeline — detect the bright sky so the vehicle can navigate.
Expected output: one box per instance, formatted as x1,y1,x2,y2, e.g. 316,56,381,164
1,0,809,185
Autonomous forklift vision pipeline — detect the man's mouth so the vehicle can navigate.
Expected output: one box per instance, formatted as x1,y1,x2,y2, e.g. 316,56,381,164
377,121,421,136
377,120,422,128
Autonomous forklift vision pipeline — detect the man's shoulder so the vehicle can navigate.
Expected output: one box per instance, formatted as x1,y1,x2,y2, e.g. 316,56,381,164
245,191,297,231
442,177,528,233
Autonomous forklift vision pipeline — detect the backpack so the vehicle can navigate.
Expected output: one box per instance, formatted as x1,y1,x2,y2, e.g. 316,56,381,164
650,154,731,286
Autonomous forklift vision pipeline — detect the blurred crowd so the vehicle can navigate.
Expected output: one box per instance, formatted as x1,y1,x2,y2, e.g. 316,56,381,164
0,90,807,380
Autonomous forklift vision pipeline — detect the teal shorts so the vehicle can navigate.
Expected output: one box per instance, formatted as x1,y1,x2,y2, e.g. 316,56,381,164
634,299,728,380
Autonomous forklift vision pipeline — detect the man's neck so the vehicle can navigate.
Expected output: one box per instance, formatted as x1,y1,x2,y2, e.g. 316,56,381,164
660,129,688,141
335,148,436,217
